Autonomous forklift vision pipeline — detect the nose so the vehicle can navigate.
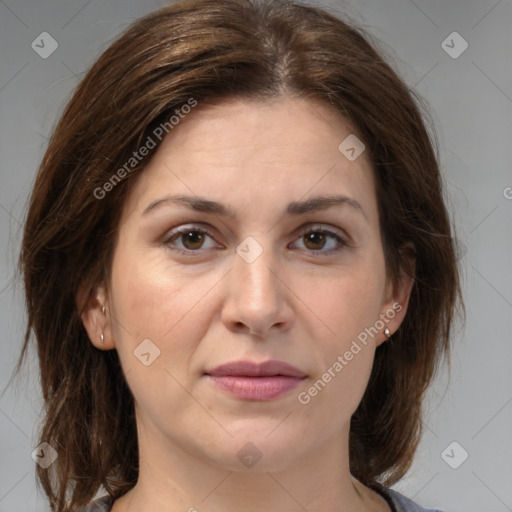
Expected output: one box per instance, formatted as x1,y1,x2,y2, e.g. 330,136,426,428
221,243,293,337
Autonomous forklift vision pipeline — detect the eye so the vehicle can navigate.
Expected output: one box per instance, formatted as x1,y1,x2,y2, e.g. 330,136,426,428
163,225,219,253
162,223,349,256
290,225,348,255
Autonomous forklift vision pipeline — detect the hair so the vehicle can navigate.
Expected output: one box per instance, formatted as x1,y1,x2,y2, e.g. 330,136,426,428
11,0,463,510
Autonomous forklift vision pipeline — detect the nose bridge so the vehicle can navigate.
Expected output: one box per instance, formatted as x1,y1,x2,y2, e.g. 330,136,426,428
223,235,288,334
233,238,280,305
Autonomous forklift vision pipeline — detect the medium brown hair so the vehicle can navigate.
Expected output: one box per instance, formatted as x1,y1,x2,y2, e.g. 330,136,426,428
12,0,462,510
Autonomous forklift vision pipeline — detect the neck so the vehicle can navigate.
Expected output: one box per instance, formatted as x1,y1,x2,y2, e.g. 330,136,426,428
112,417,387,512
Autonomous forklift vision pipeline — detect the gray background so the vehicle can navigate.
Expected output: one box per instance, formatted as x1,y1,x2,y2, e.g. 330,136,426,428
1,0,511,511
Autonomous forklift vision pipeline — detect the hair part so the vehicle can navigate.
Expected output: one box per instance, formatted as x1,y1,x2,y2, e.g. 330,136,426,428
13,0,463,510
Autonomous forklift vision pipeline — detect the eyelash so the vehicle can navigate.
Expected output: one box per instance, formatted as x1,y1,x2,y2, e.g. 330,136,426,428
162,224,349,257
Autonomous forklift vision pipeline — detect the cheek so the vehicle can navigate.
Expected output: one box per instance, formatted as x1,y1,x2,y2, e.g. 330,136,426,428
109,255,182,346
108,243,225,368
300,313,378,428
303,261,386,342
107,247,213,419
297,261,385,415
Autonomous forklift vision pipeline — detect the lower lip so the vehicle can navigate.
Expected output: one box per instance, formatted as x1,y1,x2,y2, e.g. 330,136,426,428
206,375,305,400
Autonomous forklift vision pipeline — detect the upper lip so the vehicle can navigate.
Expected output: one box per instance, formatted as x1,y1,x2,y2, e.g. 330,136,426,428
205,360,307,378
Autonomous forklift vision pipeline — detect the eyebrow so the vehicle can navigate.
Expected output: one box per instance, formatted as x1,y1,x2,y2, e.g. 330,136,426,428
142,194,367,221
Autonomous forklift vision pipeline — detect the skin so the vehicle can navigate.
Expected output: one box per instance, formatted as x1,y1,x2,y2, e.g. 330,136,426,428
80,96,414,512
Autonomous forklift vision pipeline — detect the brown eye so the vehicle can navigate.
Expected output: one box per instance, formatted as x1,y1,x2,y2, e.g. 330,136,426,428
180,230,206,250
303,231,327,250
164,226,218,253
291,226,347,256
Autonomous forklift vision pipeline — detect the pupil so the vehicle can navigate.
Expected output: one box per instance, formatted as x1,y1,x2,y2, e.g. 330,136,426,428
184,231,203,249
305,232,325,249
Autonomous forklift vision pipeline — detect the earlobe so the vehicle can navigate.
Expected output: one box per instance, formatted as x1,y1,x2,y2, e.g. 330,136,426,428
76,283,113,349
375,301,406,347
377,242,416,346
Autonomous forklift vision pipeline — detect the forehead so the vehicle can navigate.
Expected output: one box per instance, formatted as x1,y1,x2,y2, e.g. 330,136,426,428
153,96,361,164
120,96,378,223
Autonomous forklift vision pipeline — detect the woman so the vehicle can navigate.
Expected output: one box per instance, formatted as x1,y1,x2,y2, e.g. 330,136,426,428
15,0,462,510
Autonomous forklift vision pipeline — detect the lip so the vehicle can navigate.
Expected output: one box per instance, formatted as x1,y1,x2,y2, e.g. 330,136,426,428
206,360,307,378
204,360,307,401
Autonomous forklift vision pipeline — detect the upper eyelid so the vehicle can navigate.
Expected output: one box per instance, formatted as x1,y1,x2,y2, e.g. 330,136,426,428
166,222,347,237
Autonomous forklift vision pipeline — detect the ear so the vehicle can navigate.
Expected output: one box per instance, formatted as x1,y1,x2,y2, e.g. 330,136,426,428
76,282,114,350
376,242,416,347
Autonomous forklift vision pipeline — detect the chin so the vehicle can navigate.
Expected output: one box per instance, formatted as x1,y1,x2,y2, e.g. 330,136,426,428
206,429,303,473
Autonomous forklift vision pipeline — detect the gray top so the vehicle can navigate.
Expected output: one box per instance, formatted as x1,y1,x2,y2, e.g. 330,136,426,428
78,486,443,512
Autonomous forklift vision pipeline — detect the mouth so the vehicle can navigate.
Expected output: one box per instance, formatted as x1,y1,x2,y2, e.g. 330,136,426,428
205,359,307,378
205,375,306,401
204,359,307,401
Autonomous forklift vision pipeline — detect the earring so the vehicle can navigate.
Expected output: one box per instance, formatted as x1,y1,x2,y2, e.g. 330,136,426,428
100,333,104,343
384,328,391,340
101,304,107,314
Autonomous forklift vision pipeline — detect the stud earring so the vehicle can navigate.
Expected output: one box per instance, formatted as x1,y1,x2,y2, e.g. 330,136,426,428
100,333,105,343
384,328,391,340
101,304,107,314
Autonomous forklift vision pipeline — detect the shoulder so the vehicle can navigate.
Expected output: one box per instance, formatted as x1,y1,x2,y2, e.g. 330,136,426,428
76,494,114,512
378,486,444,512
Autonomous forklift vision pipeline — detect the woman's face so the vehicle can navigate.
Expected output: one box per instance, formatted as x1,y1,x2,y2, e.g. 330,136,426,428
84,96,412,474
